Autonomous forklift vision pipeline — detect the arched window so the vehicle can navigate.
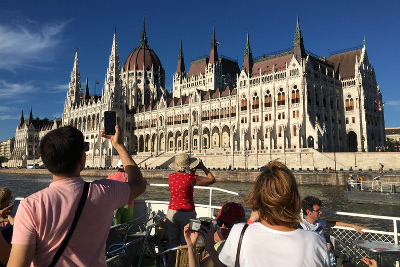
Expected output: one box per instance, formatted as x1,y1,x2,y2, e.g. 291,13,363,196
252,93,259,109
291,86,300,104
278,126,282,137
346,97,354,111
277,88,285,106
264,90,272,108
293,125,297,136
241,95,247,111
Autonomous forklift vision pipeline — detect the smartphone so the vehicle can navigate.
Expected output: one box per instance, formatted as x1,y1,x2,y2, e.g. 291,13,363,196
189,219,212,232
11,198,23,217
104,111,116,135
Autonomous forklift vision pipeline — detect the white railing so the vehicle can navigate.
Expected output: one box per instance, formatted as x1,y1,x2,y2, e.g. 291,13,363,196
144,184,400,266
347,181,400,192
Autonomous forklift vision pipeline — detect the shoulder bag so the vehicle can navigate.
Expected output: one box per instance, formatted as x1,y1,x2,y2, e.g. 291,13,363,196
48,181,90,267
234,223,249,267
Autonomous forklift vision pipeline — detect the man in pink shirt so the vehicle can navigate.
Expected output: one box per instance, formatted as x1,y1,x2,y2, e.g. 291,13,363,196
7,125,146,266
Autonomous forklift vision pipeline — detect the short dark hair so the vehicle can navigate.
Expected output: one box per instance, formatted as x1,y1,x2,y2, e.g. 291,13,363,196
302,196,322,213
40,126,85,176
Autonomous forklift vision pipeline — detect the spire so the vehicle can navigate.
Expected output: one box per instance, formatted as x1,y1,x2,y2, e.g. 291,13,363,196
28,107,33,125
68,49,82,104
84,77,90,101
209,25,218,64
19,110,24,127
244,32,252,59
242,32,253,76
293,16,306,62
140,16,148,46
176,39,185,74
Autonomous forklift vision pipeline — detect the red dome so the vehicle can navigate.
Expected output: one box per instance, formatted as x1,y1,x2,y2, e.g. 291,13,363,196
123,45,162,72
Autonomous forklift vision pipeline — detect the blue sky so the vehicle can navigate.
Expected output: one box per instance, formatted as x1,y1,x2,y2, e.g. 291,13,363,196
0,0,399,142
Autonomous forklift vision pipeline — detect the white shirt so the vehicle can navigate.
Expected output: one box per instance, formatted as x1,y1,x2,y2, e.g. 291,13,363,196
219,222,330,267
300,218,328,242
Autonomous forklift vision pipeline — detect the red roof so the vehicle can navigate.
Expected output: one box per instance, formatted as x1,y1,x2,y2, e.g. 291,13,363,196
327,49,362,80
187,58,207,78
123,46,162,72
252,54,292,76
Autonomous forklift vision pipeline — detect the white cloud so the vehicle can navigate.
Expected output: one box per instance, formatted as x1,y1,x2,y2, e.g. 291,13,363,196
0,17,69,71
385,100,400,106
46,83,69,94
0,80,38,98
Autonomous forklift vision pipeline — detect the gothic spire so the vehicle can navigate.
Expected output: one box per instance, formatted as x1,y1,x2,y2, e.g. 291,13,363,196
68,49,82,104
242,32,253,76
293,16,306,62
140,16,148,46
19,110,24,127
209,25,218,64
28,107,33,125
176,39,185,74
84,77,90,101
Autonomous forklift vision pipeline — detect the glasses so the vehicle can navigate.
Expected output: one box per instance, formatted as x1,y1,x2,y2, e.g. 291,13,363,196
312,209,322,213
217,221,233,229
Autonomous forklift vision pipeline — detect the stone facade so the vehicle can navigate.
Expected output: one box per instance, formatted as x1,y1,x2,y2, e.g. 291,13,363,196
8,18,385,169
0,138,14,160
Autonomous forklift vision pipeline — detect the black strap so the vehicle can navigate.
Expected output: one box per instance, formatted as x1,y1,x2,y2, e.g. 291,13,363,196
49,182,90,267
234,224,249,267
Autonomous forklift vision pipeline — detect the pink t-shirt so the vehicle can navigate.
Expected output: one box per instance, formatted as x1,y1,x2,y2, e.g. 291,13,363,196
108,172,134,207
12,177,130,266
168,172,198,212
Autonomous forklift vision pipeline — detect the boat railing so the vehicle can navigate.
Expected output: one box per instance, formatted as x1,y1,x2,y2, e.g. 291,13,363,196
346,181,400,193
141,184,400,266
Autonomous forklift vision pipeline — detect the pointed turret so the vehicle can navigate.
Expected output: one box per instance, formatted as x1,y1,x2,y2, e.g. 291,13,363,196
293,16,306,62
140,17,148,47
19,110,24,127
104,28,123,105
242,32,253,76
209,25,218,64
67,49,82,105
28,107,33,125
83,77,90,101
176,40,185,74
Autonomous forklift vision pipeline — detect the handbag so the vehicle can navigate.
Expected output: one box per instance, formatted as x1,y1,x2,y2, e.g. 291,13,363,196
234,223,249,267
48,182,90,267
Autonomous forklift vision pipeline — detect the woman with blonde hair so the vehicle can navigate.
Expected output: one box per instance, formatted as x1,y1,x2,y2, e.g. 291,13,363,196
219,160,329,266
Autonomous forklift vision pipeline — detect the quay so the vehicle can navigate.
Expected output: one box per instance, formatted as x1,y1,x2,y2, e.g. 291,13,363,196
1,168,399,186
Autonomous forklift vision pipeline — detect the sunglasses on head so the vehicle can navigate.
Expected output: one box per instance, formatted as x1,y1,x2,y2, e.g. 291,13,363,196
217,221,233,228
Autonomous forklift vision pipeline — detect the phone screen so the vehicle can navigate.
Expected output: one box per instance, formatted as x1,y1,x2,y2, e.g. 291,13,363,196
11,198,22,217
104,111,116,135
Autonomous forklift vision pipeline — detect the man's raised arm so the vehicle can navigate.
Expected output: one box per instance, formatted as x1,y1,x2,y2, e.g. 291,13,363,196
101,125,146,201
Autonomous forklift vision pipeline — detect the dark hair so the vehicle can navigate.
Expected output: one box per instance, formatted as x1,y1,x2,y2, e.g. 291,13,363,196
246,160,301,228
40,126,85,176
302,196,322,213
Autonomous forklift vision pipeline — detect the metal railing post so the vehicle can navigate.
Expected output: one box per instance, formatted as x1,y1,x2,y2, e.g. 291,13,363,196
209,189,213,218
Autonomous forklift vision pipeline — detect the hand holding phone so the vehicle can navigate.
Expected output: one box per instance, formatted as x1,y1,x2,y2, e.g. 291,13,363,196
104,111,116,135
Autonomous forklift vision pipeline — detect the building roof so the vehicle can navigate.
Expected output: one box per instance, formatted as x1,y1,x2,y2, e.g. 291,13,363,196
385,127,400,135
187,58,207,78
327,49,362,80
252,54,292,76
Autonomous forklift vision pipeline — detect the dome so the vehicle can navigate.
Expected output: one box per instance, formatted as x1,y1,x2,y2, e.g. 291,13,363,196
123,20,162,72
123,45,162,72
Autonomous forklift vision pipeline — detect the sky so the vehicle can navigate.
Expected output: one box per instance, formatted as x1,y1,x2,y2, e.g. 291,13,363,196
0,0,399,142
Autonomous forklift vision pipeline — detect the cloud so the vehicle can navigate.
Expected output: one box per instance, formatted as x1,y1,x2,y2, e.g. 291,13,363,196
0,80,38,98
0,106,20,120
385,100,400,106
0,17,69,71
46,83,69,94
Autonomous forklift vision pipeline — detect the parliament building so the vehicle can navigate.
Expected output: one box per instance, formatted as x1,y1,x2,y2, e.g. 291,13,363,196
9,18,385,169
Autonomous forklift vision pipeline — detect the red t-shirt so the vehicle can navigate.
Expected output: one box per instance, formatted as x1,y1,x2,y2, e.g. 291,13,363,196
108,172,134,207
168,172,198,212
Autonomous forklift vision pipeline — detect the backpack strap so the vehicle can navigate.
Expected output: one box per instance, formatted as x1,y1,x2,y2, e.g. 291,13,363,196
49,181,90,267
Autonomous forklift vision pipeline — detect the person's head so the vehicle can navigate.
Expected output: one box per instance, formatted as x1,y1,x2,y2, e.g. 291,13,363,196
170,153,199,173
117,159,124,172
215,202,246,228
302,196,323,222
40,126,87,176
0,187,12,209
246,160,301,228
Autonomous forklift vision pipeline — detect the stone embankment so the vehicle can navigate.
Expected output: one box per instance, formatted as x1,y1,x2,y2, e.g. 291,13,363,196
1,168,399,186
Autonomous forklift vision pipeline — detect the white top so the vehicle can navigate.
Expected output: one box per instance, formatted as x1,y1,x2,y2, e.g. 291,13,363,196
300,218,328,242
219,222,330,267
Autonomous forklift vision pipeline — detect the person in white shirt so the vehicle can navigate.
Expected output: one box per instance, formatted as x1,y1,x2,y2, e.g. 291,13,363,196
218,160,330,267
300,196,368,250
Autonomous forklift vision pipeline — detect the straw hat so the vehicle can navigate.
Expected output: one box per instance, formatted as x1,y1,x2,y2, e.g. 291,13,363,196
170,153,199,172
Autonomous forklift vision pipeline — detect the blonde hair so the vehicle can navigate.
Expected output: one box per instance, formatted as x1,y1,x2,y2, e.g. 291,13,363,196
0,187,12,208
246,160,301,228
